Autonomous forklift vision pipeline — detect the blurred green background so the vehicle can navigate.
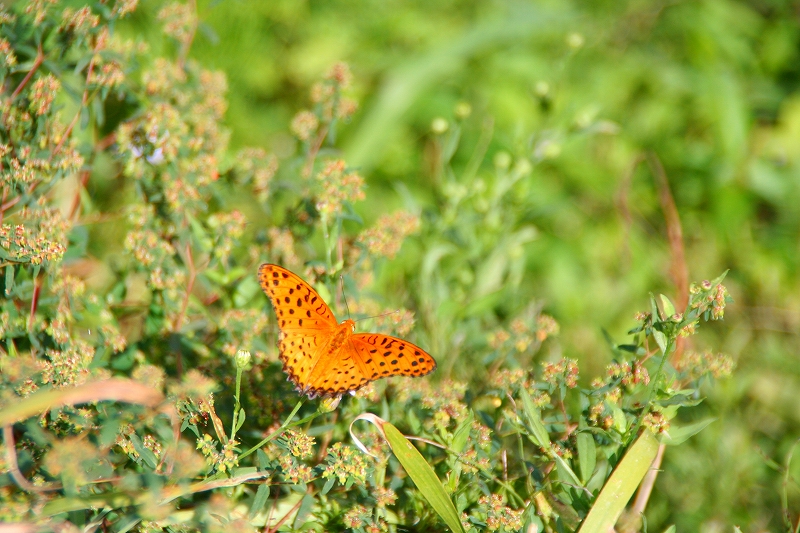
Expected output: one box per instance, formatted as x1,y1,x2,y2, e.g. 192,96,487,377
125,1,799,530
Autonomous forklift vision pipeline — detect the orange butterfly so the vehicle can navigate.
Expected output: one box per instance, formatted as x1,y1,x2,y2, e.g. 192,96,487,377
258,264,437,399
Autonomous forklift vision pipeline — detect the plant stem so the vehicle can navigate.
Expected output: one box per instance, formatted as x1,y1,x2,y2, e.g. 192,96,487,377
627,337,673,446
230,364,244,442
239,399,327,460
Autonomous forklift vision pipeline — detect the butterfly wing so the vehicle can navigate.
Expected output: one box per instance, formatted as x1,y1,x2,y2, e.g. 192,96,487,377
349,333,437,382
258,263,438,399
300,331,437,397
258,264,338,330
258,264,339,394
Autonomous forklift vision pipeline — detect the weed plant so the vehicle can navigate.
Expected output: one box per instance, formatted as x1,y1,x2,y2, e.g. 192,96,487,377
1,2,737,532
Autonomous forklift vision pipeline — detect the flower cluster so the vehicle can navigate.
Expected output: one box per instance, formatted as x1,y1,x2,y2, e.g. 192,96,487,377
276,453,314,484
488,306,559,356
28,74,60,116
343,505,370,529
311,62,358,123
132,364,166,390
607,360,650,388
413,379,470,431
643,411,670,434
0,38,15,68
0,222,67,265
208,210,247,263
314,159,365,217
541,358,579,388
263,227,301,269
157,2,196,47
282,429,315,459
61,6,99,34
197,434,239,473
342,504,389,533
690,280,730,320
358,211,421,260
474,494,524,532
290,111,319,142
44,437,107,485
674,349,735,380
321,443,369,486
218,309,271,360
40,341,96,387
234,147,278,203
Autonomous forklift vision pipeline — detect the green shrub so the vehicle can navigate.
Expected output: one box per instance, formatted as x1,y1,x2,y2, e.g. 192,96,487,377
1,2,736,532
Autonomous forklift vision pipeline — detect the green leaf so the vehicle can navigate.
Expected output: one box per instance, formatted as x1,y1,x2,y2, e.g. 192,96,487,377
234,275,260,307
708,270,729,286
234,408,246,433
554,453,581,488
657,393,704,408
577,432,597,484
661,418,716,446
256,449,270,470
442,124,462,163
248,484,270,520
649,293,660,320
4,265,13,296
383,422,466,533
320,476,335,495
577,431,660,533
659,294,676,317
294,493,315,527
129,434,158,469
653,330,667,354
519,387,551,451
451,411,474,454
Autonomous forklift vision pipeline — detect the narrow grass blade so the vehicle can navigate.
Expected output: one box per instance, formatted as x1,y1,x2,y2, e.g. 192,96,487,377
577,430,659,533
661,418,716,446
0,379,164,426
351,413,466,533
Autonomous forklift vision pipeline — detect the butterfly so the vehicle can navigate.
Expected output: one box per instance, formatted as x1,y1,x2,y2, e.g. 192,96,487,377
258,264,437,399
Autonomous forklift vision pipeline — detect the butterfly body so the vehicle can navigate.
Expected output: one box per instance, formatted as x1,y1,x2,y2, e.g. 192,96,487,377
258,264,436,398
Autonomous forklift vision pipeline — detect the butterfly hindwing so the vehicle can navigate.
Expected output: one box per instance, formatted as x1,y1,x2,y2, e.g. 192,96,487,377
303,334,370,397
350,333,437,380
277,330,327,391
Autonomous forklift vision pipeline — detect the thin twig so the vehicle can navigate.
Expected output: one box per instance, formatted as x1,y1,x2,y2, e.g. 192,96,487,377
3,425,61,492
9,44,44,103
265,487,307,533
178,0,199,70
51,37,102,159
68,169,91,221
648,153,689,313
173,242,196,332
302,124,329,178
615,154,646,268
27,275,41,333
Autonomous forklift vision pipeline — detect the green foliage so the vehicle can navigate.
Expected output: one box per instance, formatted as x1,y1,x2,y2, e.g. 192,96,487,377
1,1,795,532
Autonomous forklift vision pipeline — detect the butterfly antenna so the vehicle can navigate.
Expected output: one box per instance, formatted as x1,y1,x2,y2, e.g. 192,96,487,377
340,274,352,319
354,309,401,324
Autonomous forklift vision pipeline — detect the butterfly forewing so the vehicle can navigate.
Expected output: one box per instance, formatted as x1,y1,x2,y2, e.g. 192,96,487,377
257,264,339,330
